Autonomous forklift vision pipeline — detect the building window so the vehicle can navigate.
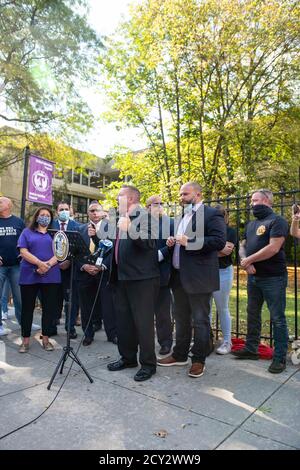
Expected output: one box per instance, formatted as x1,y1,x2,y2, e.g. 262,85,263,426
72,196,88,214
90,171,102,189
81,172,89,186
73,170,81,184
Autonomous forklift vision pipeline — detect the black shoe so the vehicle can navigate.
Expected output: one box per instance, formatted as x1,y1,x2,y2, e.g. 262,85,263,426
159,345,171,356
108,337,118,345
107,359,138,371
268,359,286,374
231,348,259,360
48,329,58,337
83,337,93,346
69,330,77,340
134,368,156,382
93,323,102,332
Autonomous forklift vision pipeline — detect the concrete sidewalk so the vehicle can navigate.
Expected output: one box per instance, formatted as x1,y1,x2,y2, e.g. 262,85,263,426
0,311,299,450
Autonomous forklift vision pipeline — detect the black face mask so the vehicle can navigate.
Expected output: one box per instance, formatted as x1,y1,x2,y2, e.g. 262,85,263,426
252,204,273,219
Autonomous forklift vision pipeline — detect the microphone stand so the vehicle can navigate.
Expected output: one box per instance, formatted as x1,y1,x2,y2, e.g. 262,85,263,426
47,231,94,390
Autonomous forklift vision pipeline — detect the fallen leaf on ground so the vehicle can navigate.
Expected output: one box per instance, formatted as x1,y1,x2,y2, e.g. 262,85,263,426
154,430,168,438
181,423,192,429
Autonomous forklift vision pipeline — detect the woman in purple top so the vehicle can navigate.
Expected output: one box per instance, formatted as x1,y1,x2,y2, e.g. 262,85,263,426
18,207,61,353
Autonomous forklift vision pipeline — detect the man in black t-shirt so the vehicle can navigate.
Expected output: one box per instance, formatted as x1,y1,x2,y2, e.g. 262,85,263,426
232,189,289,374
0,197,27,334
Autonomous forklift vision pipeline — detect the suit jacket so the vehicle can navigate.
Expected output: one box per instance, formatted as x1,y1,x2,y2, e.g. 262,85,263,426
51,218,81,232
157,215,174,287
75,220,111,285
110,206,160,283
172,204,226,294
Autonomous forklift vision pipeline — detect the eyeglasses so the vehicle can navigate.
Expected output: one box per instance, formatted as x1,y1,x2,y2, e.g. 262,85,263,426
89,209,101,213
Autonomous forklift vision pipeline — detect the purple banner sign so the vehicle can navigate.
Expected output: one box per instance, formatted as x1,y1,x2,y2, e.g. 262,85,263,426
28,155,54,205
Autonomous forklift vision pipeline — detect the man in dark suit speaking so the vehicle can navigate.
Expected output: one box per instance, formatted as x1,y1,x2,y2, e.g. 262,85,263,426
107,185,160,382
158,182,226,378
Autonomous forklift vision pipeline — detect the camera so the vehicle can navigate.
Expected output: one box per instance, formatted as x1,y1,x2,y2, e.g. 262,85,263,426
292,204,300,215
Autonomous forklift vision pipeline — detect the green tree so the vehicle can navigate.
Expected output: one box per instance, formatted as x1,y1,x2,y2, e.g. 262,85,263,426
0,127,98,193
100,0,300,200
0,0,101,140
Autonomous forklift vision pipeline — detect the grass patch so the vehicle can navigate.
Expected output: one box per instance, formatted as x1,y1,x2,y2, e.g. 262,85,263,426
211,268,299,341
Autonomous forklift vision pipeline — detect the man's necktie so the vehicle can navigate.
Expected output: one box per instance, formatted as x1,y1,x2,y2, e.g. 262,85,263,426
172,242,180,269
89,238,96,254
61,222,66,231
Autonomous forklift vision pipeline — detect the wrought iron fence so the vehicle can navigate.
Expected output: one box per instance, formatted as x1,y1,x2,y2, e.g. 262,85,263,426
75,189,300,344
206,189,300,344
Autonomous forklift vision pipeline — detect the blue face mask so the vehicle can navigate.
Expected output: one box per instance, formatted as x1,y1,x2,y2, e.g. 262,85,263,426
37,215,51,227
58,210,70,222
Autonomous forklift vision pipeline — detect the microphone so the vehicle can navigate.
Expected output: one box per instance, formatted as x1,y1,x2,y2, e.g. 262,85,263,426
94,239,113,267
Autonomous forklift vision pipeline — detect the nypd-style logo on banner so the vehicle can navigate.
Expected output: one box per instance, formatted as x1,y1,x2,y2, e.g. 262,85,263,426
28,155,54,205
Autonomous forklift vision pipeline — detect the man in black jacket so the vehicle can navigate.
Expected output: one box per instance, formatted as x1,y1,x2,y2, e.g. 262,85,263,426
158,182,226,378
107,185,160,382
146,195,174,356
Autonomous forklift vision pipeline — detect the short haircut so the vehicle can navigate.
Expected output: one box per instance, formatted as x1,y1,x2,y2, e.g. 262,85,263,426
184,182,202,193
0,197,12,209
121,185,141,202
146,195,162,207
56,200,70,209
88,200,102,210
252,188,273,204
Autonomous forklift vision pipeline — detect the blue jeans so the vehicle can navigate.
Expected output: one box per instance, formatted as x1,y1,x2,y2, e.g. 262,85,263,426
246,273,288,362
211,265,233,342
0,265,22,326
1,278,11,316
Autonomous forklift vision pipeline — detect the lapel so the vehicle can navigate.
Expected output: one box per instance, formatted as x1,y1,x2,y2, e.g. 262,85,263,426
53,219,60,230
80,224,89,246
67,219,78,231
174,214,183,234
